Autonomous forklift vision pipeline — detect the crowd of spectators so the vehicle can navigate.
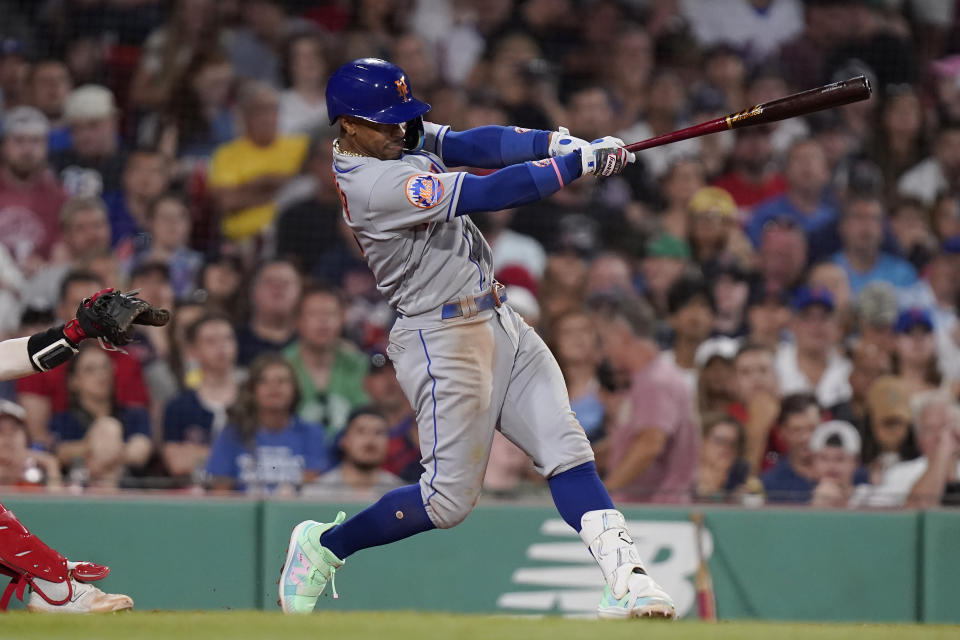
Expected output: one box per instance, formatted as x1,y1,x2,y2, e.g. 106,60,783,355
0,0,958,507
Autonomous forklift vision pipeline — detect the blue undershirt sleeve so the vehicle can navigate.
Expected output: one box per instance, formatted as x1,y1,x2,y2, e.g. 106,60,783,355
440,126,551,168
455,153,581,215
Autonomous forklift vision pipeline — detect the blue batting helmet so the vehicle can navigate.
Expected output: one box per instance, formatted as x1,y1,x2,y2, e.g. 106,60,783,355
326,58,431,126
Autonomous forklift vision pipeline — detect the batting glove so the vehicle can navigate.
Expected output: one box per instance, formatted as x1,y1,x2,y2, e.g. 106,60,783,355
548,126,591,157
578,137,636,177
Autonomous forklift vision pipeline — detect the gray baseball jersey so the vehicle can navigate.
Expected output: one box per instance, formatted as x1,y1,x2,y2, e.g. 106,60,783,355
332,123,492,317
332,123,593,529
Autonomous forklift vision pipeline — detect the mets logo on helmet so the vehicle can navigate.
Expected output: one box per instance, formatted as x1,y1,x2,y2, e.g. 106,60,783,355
405,174,444,208
395,77,410,101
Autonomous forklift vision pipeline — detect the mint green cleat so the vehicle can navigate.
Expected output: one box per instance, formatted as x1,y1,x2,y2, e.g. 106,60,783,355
278,512,346,614
596,572,677,620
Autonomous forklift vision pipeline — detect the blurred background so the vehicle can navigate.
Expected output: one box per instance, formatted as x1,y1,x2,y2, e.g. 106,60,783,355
4,0,960,622
0,0,958,514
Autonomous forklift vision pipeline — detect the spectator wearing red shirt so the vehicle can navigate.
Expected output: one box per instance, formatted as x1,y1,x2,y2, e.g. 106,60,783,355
726,342,784,474
592,295,700,504
16,270,149,448
712,126,786,212
0,106,68,271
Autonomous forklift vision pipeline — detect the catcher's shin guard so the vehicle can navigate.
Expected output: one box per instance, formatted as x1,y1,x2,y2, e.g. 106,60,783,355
0,503,71,608
0,504,113,610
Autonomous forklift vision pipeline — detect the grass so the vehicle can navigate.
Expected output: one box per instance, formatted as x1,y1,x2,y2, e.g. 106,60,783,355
1,611,958,640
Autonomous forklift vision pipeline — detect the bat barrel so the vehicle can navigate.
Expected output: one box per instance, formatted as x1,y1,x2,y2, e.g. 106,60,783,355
624,76,872,154
741,75,871,129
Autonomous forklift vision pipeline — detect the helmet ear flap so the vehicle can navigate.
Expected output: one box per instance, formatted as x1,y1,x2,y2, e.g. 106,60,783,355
402,116,425,152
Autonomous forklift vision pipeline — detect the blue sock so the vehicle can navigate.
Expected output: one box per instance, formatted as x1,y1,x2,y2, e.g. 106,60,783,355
548,461,615,533
319,484,435,559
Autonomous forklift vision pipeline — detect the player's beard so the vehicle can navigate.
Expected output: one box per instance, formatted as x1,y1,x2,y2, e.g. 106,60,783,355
8,160,40,181
351,459,382,473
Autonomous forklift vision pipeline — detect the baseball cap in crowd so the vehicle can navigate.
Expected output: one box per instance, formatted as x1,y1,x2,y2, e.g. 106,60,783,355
645,233,690,260
130,260,170,282
64,85,117,122
2,106,49,139
932,54,960,81
367,350,393,374
894,307,933,334
504,285,540,326
791,286,834,313
866,376,911,424
496,264,538,297
857,281,898,328
555,214,600,258
328,405,387,462
694,336,741,368
689,85,728,114
702,42,745,64
709,257,751,285
0,37,24,58
746,280,789,308
807,107,845,135
688,186,736,221
0,399,26,423
941,236,960,254
205,247,245,272
809,420,861,456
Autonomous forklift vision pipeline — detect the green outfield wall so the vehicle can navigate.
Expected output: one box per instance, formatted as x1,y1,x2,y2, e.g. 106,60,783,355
1,494,956,622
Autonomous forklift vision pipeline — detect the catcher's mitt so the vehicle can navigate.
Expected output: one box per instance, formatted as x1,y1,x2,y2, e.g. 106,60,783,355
75,288,171,347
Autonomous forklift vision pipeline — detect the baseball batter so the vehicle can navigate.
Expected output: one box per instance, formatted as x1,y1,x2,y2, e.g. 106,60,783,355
279,58,676,619
0,288,168,612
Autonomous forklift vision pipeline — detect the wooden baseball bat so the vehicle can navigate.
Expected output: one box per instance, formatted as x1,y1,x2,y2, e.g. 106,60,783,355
624,76,872,153
690,511,717,622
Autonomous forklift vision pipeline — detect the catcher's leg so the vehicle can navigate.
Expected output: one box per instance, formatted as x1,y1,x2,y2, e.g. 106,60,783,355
0,503,133,613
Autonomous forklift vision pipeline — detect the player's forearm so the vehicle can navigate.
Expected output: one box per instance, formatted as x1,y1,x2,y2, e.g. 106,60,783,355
214,180,280,213
455,153,581,215
57,440,88,466
0,321,87,382
0,337,36,381
743,418,772,475
603,430,666,491
439,126,551,168
124,434,152,467
905,452,956,508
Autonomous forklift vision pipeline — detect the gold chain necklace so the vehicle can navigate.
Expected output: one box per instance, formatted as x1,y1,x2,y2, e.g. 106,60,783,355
333,139,368,158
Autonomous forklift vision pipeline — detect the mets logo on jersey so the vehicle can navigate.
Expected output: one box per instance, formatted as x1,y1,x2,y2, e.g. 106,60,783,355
405,174,444,208
395,77,410,101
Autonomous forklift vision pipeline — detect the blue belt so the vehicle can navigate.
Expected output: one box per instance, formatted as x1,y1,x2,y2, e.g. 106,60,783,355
441,286,507,320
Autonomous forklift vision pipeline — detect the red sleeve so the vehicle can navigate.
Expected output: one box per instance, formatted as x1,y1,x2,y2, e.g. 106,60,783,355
725,402,749,424
16,367,69,412
110,352,150,407
16,371,51,395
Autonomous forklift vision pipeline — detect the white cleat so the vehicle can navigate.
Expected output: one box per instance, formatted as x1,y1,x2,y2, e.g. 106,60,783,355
596,569,676,619
27,579,133,613
580,509,677,621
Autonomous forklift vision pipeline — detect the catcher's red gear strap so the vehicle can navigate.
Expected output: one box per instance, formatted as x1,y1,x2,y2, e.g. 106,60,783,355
0,504,70,608
0,505,107,610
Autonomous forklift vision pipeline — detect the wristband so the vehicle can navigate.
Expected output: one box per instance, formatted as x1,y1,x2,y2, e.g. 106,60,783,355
27,325,81,372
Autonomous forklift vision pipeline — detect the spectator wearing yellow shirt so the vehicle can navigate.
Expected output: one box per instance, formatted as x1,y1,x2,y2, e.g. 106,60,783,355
208,81,308,246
